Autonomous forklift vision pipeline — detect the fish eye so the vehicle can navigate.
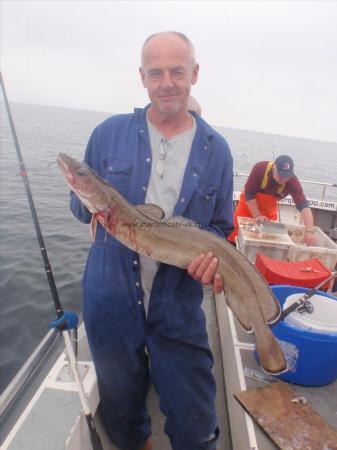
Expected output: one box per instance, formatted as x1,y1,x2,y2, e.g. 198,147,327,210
76,167,87,177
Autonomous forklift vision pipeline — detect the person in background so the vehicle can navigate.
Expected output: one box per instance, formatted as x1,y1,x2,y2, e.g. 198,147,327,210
70,31,233,450
228,155,316,246
188,95,202,115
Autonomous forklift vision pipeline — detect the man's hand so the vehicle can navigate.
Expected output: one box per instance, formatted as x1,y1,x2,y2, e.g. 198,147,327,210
187,252,224,294
305,230,316,246
255,215,269,223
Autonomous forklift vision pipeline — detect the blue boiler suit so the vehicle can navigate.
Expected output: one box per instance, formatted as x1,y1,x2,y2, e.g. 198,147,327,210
70,105,233,450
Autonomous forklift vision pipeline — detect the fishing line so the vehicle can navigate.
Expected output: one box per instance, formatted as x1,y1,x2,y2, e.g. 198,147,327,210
0,72,103,450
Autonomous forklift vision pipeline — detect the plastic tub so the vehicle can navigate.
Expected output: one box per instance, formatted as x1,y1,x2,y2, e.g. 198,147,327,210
237,217,294,264
270,285,337,386
255,253,332,288
283,293,337,332
286,224,337,270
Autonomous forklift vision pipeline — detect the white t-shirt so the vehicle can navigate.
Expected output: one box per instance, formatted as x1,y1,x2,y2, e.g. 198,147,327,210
140,115,197,315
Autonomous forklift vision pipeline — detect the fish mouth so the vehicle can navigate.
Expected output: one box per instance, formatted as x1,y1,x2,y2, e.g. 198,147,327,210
57,153,69,173
57,153,76,185
57,153,101,213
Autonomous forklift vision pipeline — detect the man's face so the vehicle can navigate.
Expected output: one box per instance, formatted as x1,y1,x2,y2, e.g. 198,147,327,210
272,165,291,184
139,34,199,117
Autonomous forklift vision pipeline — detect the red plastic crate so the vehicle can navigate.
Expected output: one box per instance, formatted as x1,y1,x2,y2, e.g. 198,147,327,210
255,253,331,289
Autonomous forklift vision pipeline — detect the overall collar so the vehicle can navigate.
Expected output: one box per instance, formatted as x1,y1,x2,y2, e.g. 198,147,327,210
134,106,215,217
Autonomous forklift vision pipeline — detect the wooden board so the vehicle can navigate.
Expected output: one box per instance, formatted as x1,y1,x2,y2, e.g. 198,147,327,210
235,381,337,450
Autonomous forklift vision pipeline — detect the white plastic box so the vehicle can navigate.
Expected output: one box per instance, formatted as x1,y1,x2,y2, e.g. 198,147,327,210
286,224,337,270
237,217,295,264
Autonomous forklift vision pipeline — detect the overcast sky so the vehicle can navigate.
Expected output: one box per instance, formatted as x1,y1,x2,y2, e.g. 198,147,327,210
1,1,337,143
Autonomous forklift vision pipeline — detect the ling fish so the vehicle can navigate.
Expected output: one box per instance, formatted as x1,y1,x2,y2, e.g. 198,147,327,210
57,152,287,375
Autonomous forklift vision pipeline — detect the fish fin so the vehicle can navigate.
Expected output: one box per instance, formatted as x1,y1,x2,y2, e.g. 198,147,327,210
253,274,281,324
104,210,109,242
226,292,253,332
90,215,97,242
255,328,288,375
136,204,165,221
265,307,282,325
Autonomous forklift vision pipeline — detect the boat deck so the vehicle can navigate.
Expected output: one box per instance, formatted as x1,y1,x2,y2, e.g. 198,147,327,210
217,290,337,449
2,288,337,449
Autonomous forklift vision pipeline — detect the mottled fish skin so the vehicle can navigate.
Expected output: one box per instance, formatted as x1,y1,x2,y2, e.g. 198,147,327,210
57,153,287,375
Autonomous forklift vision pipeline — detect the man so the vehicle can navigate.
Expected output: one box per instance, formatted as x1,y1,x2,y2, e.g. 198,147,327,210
71,31,233,450
228,155,316,246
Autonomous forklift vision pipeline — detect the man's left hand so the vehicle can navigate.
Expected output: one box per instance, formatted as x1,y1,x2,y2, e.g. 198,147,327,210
305,231,316,246
187,252,224,294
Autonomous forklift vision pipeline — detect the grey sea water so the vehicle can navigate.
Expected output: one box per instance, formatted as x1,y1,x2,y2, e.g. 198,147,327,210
0,102,336,393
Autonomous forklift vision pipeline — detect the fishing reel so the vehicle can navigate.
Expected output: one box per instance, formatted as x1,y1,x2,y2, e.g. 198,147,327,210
295,298,314,315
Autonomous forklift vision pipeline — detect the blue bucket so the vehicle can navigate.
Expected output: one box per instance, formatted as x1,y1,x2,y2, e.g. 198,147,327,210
269,285,337,386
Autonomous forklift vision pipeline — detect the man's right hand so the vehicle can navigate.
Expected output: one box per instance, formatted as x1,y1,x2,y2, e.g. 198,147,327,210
255,215,269,223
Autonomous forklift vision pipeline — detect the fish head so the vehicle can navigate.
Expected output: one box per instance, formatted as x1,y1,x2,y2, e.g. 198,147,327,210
57,152,112,213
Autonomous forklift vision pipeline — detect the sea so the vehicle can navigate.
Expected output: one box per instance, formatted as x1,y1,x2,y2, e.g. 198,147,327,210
0,102,336,393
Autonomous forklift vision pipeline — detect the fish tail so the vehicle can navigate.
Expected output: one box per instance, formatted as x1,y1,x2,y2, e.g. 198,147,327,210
255,329,287,375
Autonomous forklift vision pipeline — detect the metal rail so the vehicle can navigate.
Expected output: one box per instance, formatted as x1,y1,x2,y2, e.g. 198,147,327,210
0,329,59,420
234,171,337,201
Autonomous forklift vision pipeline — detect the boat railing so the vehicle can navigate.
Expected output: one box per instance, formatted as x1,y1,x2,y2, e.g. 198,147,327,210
0,328,60,423
234,171,337,201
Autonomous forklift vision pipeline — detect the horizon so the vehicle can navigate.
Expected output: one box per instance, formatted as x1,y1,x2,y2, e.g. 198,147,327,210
6,99,337,146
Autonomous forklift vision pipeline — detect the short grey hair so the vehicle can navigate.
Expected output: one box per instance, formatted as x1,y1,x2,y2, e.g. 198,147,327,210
141,31,196,66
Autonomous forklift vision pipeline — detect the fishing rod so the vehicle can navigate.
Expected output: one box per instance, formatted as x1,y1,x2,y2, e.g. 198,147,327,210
0,72,103,450
273,271,337,326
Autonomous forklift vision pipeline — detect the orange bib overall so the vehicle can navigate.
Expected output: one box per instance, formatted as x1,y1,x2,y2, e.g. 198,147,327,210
228,162,284,243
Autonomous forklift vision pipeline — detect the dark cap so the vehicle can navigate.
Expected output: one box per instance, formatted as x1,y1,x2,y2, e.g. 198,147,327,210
274,155,294,178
